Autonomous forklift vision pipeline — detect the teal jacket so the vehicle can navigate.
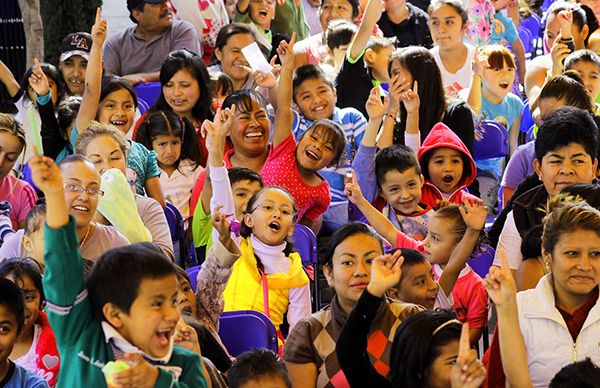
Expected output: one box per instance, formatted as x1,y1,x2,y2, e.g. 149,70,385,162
42,218,208,387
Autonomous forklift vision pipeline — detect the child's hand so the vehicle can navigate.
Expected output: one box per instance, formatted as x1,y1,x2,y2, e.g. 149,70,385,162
472,47,490,78
276,33,297,68
435,199,452,209
450,323,486,388
483,253,517,308
550,33,570,76
111,353,159,388
28,58,49,97
211,204,232,243
365,87,387,120
558,9,573,39
174,319,201,355
343,170,366,206
366,250,404,298
91,7,108,46
401,81,419,114
459,200,487,231
387,74,403,112
29,148,63,196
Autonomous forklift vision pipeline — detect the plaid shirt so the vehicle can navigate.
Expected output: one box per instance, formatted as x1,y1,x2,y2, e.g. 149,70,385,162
283,295,422,387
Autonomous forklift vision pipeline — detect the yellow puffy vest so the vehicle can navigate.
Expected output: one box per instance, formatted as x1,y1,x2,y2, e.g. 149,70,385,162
223,238,309,331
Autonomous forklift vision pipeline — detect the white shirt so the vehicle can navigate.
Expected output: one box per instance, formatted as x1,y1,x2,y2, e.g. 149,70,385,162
159,159,203,220
493,210,524,269
430,44,476,98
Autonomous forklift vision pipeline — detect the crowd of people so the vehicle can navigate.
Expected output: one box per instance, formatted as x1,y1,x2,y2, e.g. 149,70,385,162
1,0,600,386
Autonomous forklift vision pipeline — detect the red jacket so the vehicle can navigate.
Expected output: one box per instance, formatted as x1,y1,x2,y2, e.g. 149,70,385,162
417,122,479,208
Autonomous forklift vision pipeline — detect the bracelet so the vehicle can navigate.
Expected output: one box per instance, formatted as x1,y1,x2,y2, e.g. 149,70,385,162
385,112,397,120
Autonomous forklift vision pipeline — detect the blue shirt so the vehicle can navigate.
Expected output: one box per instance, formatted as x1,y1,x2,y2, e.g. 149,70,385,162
3,362,49,388
490,12,519,45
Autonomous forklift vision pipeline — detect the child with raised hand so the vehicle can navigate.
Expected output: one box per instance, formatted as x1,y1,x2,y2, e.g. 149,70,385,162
28,150,207,387
336,249,486,388
135,111,204,220
74,8,165,207
346,173,489,344
262,34,346,233
0,258,59,386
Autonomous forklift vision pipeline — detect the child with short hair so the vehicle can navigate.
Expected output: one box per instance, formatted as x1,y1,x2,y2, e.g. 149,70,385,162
291,64,366,231
0,278,49,387
228,349,291,388
0,203,45,268
489,0,526,84
564,49,600,104
28,151,208,387
209,71,234,114
0,258,59,386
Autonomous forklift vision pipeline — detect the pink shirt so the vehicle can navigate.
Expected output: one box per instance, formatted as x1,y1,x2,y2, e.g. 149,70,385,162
0,175,38,229
261,135,330,222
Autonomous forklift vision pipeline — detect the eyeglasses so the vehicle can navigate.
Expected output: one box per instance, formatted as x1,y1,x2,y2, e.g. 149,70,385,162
64,184,104,198
251,203,296,218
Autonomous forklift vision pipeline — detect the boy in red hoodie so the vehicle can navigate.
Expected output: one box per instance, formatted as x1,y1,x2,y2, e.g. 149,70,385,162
417,122,480,209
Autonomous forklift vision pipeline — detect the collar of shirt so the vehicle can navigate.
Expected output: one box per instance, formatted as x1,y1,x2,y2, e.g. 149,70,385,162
101,321,174,363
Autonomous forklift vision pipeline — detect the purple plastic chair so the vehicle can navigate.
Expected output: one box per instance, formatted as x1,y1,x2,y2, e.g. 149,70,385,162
292,224,320,311
137,98,150,115
186,265,201,292
468,245,495,279
473,120,508,161
164,202,190,267
134,82,161,108
218,310,278,356
519,100,534,139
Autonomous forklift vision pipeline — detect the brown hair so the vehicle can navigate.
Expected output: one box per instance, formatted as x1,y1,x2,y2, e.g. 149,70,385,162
74,121,130,159
479,45,516,70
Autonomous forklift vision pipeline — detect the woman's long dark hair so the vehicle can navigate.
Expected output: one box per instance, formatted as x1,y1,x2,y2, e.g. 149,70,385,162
388,47,446,145
151,49,213,125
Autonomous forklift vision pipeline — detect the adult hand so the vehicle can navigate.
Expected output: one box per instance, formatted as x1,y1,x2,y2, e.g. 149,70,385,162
28,58,50,97
550,33,570,76
483,252,517,308
558,9,573,39
450,323,486,388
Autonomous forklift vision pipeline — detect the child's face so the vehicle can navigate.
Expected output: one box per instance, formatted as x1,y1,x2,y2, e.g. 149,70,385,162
230,101,270,158
162,69,200,118
239,375,289,388
97,89,135,135
324,233,381,313
428,4,466,51
84,135,128,176
294,78,336,121
320,0,355,31
152,134,182,169
244,189,295,246
395,261,438,310
545,12,587,51
389,60,413,88
422,215,460,265
248,0,276,29
425,340,459,388
427,148,464,194
533,143,597,196
492,0,511,11
177,277,197,317
0,132,24,180
0,305,19,362
60,55,87,95
232,179,263,220
61,161,102,229
27,78,58,107
3,274,40,335
366,45,393,83
568,60,600,100
380,167,424,215
482,64,516,101
112,275,180,359
23,229,45,268
296,127,339,172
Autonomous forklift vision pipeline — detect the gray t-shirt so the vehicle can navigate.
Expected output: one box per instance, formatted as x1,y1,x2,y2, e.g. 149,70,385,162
103,19,202,77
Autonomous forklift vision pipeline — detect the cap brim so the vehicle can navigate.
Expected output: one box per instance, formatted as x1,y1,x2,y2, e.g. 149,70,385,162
60,50,90,62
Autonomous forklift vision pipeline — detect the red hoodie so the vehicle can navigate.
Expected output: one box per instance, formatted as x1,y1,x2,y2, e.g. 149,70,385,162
417,122,479,209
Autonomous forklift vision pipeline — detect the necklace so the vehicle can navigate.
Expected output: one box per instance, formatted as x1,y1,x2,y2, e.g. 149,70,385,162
79,223,94,248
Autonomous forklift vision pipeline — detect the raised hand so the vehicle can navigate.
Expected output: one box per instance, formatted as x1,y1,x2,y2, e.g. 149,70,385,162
366,250,404,298
343,170,366,206
28,58,49,97
211,204,232,243
459,200,487,232
365,86,387,121
483,252,517,307
550,32,570,76
450,323,486,388
401,80,420,114
472,47,490,78
91,7,108,47
558,9,573,39
276,32,297,68
111,353,159,388
29,147,63,196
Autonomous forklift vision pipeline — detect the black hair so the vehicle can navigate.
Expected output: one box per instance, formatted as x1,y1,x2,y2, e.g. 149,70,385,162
544,2,587,32
0,258,45,307
24,203,47,236
209,71,234,100
320,222,383,268
323,19,357,51
388,47,446,145
0,277,25,331
56,95,82,140
550,358,600,388
428,0,469,27
565,49,600,73
538,71,594,114
222,89,266,114
86,243,177,321
212,23,257,65
561,183,600,209
227,348,292,388
128,1,146,23
375,145,422,188
520,225,543,259
292,64,333,100
398,248,430,284
297,119,346,167
20,62,61,103
151,49,213,124
534,106,599,162
389,309,461,387
99,76,138,109
135,110,205,170
228,167,264,187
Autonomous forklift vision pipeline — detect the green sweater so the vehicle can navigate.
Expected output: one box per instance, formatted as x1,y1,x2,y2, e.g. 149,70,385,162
43,218,208,387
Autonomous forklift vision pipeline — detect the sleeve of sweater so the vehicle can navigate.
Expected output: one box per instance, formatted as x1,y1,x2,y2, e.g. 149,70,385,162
36,92,68,159
336,290,393,388
287,283,311,329
352,144,379,202
209,164,235,245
